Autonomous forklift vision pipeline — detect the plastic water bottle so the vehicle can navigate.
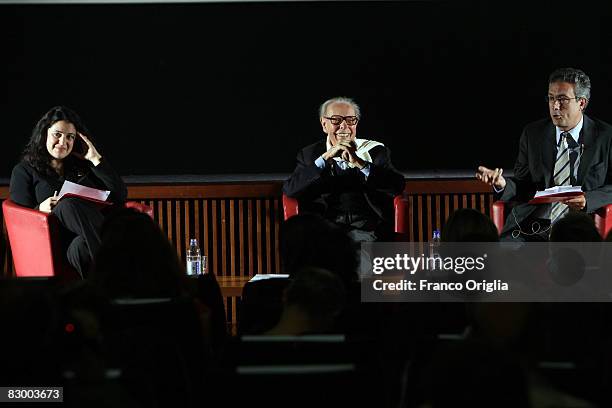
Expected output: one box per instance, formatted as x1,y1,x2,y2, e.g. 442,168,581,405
186,238,202,276
429,230,441,258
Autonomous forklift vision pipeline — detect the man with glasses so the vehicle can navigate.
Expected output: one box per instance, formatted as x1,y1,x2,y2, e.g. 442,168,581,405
476,67,612,241
283,96,405,242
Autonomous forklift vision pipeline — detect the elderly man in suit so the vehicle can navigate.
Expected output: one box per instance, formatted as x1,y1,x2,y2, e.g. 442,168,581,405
283,96,405,242
477,67,612,241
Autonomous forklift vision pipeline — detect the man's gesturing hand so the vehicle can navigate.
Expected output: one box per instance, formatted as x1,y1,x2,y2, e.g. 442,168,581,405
476,166,506,190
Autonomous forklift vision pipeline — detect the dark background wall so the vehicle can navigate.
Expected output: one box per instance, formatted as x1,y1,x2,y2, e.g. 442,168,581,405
2,1,612,177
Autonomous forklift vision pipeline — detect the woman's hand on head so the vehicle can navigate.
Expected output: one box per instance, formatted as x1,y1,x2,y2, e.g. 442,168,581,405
77,133,102,166
39,195,58,213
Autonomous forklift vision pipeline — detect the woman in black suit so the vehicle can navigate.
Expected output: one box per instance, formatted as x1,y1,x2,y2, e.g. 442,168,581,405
9,106,127,277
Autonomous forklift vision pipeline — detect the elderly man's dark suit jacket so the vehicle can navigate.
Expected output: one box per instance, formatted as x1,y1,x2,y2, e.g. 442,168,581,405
498,114,612,236
283,140,405,230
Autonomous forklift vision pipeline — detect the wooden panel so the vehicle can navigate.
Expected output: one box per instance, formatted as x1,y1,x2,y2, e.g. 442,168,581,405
127,183,281,199
256,200,262,274
194,200,200,244
1,179,496,327
408,195,414,242
444,195,450,222
166,201,173,243
1,180,496,276
404,179,492,194
184,200,190,260
202,200,208,265
217,276,250,297
274,199,280,272
212,200,218,275
435,195,441,233
417,196,423,243
239,200,245,276
265,200,271,275
229,200,236,277
426,195,432,242
157,200,164,231
220,200,227,277
248,200,253,276
231,297,237,334
175,201,181,259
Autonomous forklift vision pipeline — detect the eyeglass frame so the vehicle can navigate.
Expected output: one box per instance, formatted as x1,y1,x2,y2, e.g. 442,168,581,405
323,115,359,126
545,95,583,106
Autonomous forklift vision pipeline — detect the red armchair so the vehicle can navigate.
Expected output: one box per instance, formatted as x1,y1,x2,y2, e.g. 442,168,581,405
282,193,409,236
2,199,154,279
491,201,612,238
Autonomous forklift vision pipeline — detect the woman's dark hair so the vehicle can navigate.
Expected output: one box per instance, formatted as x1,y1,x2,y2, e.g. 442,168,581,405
22,106,91,177
279,214,359,287
91,208,187,299
552,212,601,242
441,208,500,242
285,267,347,319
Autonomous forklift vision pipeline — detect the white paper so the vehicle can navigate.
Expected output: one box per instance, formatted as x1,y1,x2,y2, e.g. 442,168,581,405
58,180,110,201
249,273,290,282
534,185,583,198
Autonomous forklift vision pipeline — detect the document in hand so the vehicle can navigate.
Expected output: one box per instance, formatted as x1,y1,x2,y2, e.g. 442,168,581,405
58,180,112,206
527,185,584,204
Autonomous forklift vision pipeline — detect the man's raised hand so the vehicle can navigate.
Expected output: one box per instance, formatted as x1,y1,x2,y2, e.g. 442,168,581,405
476,166,506,190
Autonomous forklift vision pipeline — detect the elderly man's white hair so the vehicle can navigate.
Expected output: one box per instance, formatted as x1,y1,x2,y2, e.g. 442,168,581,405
319,97,361,120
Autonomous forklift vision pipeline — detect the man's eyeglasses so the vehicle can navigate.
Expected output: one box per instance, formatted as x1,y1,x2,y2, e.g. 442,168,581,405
546,96,581,106
324,115,359,126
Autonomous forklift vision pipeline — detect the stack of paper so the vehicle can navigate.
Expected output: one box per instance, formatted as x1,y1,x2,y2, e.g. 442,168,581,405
533,185,583,198
528,185,584,204
58,180,111,204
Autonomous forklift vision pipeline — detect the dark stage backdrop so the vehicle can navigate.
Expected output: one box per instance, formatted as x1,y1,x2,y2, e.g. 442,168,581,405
1,1,612,177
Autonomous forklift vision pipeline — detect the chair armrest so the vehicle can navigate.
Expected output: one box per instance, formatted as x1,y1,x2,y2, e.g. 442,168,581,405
593,203,612,239
394,194,409,234
491,201,506,236
2,200,61,277
282,194,299,221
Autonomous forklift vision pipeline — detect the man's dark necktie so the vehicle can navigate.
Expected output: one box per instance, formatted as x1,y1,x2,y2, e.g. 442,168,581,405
551,132,576,224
